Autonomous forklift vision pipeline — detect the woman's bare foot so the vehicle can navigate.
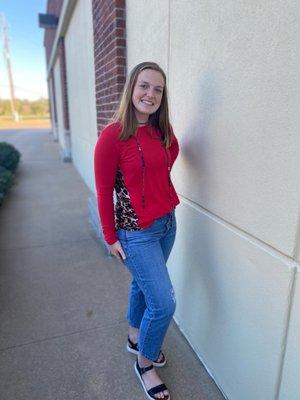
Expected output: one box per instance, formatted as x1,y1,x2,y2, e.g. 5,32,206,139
138,355,169,399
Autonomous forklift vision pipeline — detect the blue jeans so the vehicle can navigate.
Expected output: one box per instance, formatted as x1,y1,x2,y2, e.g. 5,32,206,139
117,209,177,361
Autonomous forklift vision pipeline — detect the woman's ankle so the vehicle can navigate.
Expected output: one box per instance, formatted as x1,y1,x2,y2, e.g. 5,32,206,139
128,325,139,343
138,354,153,368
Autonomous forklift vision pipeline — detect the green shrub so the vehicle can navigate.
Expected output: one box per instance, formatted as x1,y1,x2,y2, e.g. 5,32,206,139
0,142,21,172
0,165,14,194
0,142,21,206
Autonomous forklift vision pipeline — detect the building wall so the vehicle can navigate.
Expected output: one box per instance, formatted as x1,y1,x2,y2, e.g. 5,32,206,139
43,0,71,161
43,0,300,397
53,57,65,149
44,0,64,65
48,73,58,141
127,1,300,399
57,38,70,132
64,0,98,189
126,0,169,75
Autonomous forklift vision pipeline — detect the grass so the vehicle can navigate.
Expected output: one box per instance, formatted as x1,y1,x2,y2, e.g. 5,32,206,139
0,117,51,129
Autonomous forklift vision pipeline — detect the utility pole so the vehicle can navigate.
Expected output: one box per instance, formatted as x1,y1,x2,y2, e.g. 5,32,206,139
0,13,19,121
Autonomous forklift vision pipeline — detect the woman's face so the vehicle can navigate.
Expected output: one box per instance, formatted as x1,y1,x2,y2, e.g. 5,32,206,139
131,69,165,122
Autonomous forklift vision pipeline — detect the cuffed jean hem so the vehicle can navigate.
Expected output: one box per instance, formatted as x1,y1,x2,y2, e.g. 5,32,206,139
139,349,159,362
127,320,140,329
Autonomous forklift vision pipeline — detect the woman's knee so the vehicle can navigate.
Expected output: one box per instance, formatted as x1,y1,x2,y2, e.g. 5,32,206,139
154,289,176,320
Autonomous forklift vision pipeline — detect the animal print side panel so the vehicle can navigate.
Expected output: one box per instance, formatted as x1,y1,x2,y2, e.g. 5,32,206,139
115,168,141,231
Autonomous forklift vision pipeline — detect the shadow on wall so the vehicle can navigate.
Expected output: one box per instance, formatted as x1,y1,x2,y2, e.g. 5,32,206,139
175,68,228,351
180,68,222,170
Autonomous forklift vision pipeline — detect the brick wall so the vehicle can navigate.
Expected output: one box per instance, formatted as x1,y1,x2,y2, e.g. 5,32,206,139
92,0,127,133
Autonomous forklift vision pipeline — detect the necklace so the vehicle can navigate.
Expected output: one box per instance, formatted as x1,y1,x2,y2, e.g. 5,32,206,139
133,134,146,208
133,127,172,209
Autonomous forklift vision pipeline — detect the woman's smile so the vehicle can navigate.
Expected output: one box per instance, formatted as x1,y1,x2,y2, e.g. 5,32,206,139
141,99,154,106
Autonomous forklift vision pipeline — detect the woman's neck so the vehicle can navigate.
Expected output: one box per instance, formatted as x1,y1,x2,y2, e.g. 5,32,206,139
137,121,148,126
134,110,149,125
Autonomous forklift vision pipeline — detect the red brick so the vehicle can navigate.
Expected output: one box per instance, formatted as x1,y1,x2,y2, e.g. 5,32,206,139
116,19,125,28
115,8,125,18
115,0,125,8
92,0,126,129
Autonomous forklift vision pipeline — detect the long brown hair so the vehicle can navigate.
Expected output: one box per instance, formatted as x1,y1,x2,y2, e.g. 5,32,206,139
113,61,173,148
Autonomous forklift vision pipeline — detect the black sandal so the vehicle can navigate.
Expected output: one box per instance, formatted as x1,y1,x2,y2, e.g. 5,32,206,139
134,360,170,400
127,336,166,367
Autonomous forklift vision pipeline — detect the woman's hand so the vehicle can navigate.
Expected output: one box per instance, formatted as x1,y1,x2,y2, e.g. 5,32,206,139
109,240,126,262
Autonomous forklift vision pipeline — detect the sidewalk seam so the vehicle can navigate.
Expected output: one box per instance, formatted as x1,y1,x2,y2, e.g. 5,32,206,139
0,319,126,352
0,237,94,252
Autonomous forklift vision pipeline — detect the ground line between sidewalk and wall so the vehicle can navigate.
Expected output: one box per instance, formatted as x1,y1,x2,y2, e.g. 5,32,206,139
274,268,297,400
172,315,229,400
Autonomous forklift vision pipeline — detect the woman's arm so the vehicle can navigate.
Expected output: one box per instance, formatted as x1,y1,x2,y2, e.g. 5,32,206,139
94,126,119,245
169,132,179,168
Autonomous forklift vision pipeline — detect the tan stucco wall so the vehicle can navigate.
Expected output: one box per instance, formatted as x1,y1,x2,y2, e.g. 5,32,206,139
126,0,169,73
127,1,300,399
168,1,299,257
64,0,98,190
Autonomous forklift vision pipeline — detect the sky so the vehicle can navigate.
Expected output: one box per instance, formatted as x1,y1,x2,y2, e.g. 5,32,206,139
0,0,48,100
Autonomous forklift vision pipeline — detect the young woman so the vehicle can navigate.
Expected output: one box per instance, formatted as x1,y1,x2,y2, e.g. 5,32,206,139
94,61,180,400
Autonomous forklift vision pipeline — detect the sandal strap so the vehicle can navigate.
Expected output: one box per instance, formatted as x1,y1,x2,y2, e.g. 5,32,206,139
127,336,138,351
128,337,165,365
148,383,168,396
136,361,154,375
157,351,165,363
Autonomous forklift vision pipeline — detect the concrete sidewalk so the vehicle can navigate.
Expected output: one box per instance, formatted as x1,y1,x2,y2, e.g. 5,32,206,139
0,129,225,400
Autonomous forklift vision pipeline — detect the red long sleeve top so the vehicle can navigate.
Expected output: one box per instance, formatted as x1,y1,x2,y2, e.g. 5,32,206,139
94,122,180,245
